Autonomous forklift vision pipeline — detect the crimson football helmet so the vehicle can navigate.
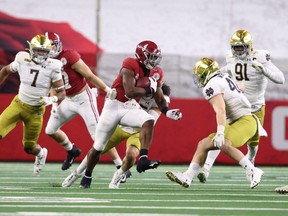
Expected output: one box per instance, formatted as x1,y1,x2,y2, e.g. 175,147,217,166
135,40,162,70
45,32,62,57
27,34,51,64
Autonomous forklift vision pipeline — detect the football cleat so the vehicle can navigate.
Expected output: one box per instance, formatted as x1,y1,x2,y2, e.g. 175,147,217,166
109,170,125,189
79,175,92,189
33,148,48,175
166,171,192,188
275,185,288,194
61,145,82,171
197,168,210,183
120,169,132,183
246,167,264,189
62,170,82,188
136,157,161,173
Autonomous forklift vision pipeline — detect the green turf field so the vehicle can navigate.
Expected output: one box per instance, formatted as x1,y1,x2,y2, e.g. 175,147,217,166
0,162,287,216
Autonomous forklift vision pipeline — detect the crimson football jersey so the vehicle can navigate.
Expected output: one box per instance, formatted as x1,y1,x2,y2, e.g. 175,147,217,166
57,49,87,96
112,57,164,102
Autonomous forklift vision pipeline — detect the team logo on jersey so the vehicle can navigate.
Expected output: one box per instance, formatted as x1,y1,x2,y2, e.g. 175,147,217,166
266,53,270,61
205,87,214,97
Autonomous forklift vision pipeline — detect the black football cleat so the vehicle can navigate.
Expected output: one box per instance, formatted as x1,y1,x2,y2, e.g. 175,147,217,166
79,175,92,189
136,157,161,173
61,145,82,170
120,170,132,183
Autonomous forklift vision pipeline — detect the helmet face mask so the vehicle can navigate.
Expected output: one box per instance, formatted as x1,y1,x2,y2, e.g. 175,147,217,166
45,32,62,58
28,34,51,64
135,41,162,70
230,30,253,60
193,58,220,88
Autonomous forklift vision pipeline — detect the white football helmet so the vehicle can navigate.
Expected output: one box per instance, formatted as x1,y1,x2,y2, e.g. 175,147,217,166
28,34,51,64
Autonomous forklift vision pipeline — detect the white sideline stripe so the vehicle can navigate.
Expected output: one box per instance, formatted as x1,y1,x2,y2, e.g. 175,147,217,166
0,196,288,203
0,205,287,211
0,197,109,203
0,191,285,197
0,213,195,216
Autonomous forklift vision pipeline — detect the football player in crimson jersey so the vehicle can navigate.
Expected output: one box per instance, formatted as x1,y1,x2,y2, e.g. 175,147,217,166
166,58,267,189
79,40,182,189
197,30,285,183
62,83,171,189
0,34,65,175
44,32,124,172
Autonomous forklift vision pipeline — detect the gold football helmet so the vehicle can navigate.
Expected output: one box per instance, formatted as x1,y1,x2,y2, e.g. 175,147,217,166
193,57,220,87
28,34,51,64
230,30,253,59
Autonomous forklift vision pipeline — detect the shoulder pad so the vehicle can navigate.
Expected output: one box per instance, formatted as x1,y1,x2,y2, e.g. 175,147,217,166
15,51,30,62
251,49,270,63
225,50,234,63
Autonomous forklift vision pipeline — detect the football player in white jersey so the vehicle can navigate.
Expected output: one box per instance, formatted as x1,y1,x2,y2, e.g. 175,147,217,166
197,30,285,183
166,58,267,189
0,34,65,175
62,83,171,189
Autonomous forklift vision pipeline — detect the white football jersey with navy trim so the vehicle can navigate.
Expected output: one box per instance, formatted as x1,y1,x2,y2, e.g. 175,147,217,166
10,51,63,106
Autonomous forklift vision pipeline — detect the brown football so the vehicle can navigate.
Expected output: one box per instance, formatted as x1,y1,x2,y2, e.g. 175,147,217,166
136,77,150,88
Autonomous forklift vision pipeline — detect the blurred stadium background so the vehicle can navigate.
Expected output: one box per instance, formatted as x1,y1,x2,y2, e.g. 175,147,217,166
0,0,288,165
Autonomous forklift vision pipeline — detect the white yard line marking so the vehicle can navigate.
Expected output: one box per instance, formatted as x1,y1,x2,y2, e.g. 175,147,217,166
0,196,287,203
0,205,287,211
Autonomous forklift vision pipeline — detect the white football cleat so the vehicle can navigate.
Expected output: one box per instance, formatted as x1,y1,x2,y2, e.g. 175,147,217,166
109,170,125,189
62,170,82,188
246,167,264,189
166,171,192,188
275,185,288,194
33,148,48,175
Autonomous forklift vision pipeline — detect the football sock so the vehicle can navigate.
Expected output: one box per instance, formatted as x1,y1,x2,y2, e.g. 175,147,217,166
113,158,122,168
186,162,201,179
203,149,221,171
60,137,73,151
239,156,254,170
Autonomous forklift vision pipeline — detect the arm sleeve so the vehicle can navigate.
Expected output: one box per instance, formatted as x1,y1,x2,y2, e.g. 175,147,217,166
262,61,285,84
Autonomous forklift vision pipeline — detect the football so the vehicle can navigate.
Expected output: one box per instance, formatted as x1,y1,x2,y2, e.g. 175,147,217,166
136,77,150,88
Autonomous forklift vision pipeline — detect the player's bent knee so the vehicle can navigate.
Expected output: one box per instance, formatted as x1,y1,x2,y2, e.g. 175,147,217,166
45,125,57,136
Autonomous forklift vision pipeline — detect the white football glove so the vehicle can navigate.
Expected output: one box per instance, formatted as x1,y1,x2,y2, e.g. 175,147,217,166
166,109,182,120
148,77,157,94
104,86,117,100
212,125,225,148
40,96,58,106
251,60,267,74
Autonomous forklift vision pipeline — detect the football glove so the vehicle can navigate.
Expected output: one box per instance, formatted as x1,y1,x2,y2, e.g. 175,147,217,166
104,86,117,100
251,60,267,74
148,77,157,94
212,125,225,148
40,96,58,106
166,109,182,120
